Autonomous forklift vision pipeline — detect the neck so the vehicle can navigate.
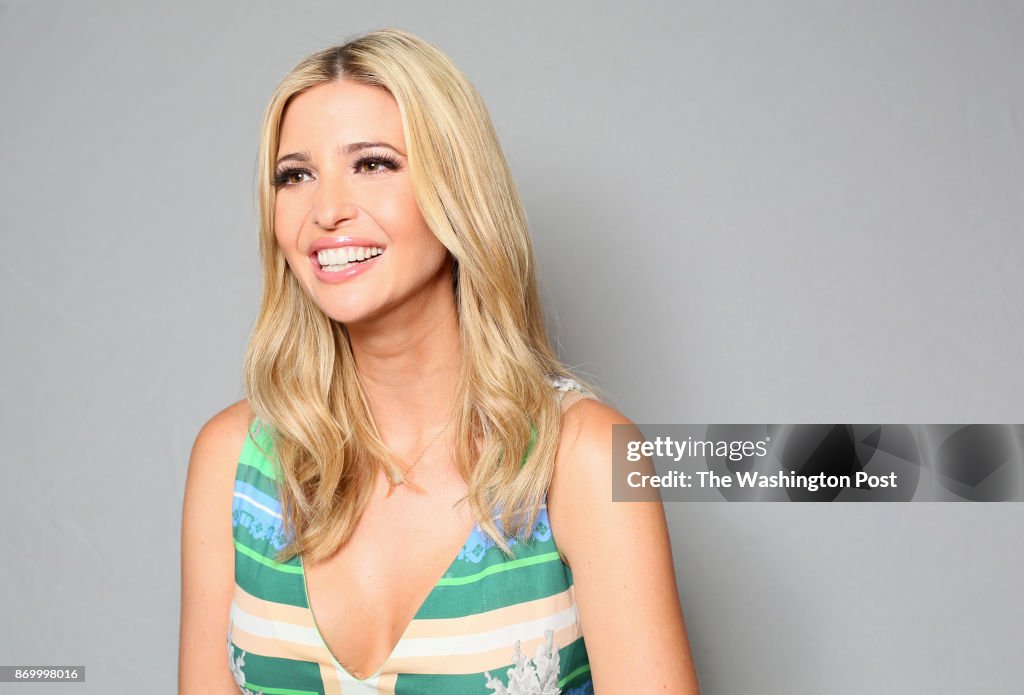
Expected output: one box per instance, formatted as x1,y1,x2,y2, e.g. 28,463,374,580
345,262,462,449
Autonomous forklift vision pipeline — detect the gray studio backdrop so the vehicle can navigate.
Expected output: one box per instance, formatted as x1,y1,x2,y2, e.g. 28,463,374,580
2,1,1022,693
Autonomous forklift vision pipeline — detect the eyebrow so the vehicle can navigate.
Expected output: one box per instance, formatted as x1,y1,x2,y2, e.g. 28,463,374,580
275,141,405,167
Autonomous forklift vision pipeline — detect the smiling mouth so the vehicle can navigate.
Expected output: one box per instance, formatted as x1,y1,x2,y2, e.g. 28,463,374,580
313,246,385,271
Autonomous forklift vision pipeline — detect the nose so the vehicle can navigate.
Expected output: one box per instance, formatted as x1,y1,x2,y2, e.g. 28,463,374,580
310,168,359,230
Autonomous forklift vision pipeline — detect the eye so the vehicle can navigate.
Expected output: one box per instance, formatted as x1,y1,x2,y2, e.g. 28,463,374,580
272,167,312,188
353,153,401,175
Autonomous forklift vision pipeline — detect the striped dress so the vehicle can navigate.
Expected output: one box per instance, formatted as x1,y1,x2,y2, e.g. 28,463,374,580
227,379,595,694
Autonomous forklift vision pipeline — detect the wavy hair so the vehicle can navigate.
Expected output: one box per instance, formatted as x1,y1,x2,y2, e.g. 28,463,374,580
242,28,599,565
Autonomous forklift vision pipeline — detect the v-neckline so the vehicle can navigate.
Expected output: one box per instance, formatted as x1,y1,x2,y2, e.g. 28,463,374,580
298,517,482,683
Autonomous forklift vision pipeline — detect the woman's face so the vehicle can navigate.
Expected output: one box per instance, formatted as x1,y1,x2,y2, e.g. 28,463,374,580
273,79,451,327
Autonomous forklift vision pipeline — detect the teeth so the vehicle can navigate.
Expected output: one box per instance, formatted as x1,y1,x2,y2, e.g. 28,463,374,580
316,246,382,266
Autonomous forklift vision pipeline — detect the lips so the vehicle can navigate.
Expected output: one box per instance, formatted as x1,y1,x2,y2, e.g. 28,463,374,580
308,236,386,255
308,247,383,284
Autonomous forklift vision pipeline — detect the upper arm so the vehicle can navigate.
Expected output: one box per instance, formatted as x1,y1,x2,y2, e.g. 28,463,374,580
548,400,701,693
178,399,253,695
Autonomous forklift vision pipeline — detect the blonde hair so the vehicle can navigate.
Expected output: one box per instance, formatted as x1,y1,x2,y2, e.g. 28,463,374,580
243,28,599,565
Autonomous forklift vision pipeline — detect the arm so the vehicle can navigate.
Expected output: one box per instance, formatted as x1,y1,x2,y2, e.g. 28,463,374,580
178,399,253,694
548,399,701,693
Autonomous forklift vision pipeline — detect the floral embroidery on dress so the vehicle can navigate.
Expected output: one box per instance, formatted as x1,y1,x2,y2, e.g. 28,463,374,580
232,481,290,551
456,509,554,566
484,628,561,695
232,508,290,550
227,625,264,695
548,375,584,393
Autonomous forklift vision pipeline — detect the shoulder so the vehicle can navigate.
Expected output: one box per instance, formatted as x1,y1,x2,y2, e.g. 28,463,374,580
545,399,700,690
181,397,255,562
548,374,627,485
192,399,255,458
179,398,254,689
196,398,255,446
184,399,254,503
548,396,648,567
557,394,635,451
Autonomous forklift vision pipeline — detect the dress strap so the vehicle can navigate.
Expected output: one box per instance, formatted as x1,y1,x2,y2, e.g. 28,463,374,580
548,374,595,410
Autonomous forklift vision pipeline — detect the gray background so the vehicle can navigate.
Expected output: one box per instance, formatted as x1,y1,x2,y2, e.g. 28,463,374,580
1,1,1022,693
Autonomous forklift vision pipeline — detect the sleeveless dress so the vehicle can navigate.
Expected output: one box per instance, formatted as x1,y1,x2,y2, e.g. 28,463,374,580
227,377,596,695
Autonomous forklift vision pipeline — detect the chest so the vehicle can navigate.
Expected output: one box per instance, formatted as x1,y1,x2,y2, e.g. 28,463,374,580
300,472,480,678
229,408,587,685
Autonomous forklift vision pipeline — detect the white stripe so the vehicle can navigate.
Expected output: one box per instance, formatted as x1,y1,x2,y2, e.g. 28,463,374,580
232,601,385,691
234,491,283,520
230,600,322,647
389,603,580,659
334,661,382,694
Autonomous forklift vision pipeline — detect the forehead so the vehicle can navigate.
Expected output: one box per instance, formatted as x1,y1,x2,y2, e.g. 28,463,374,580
278,79,404,148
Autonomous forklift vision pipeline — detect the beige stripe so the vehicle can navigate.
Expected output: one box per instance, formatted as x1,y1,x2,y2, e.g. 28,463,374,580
234,580,573,639
318,663,343,695
231,622,342,695
402,587,576,639
374,672,398,694
233,582,584,684
233,582,315,628
384,623,583,675
236,581,575,641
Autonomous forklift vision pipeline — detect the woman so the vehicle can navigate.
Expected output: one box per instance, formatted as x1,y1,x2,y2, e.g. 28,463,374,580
179,28,700,694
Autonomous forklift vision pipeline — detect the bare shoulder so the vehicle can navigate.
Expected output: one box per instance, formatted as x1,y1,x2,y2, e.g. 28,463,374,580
197,398,255,447
556,394,637,452
181,396,254,554
178,397,254,692
547,397,700,691
549,396,645,566
185,398,254,504
182,399,253,523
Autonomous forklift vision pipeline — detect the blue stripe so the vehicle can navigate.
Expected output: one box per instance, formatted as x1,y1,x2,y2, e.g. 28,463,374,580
456,505,553,566
232,481,289,551
233,480,283,516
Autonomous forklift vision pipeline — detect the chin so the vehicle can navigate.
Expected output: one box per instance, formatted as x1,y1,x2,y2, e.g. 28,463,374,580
304,283,381,323
319,302,386,327
320,308,374,326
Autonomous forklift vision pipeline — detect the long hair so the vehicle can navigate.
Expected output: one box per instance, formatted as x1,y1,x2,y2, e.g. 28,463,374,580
243,28,599,565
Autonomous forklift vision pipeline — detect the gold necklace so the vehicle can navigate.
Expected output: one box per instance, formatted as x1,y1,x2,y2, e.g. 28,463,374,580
392,417,454,485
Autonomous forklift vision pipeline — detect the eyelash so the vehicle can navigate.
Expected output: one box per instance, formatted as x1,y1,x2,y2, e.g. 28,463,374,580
272,153,402,188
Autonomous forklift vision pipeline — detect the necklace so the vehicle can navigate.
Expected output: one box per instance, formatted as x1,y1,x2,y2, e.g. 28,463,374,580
391,417,454,485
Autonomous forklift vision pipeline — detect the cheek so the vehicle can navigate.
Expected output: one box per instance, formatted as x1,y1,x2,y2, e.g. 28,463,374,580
273,207,303,255
377,189,434,245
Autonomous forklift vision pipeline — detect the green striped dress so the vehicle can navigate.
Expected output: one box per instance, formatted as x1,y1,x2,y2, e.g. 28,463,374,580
227,379,595,694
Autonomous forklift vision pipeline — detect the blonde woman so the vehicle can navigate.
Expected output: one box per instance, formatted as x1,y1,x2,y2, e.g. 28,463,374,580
179,28,700,695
